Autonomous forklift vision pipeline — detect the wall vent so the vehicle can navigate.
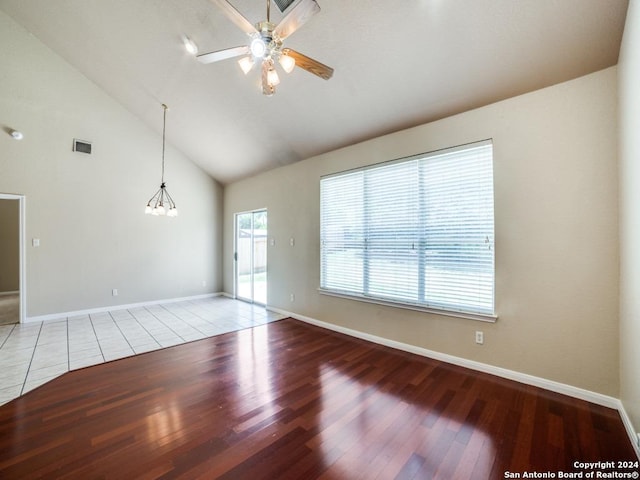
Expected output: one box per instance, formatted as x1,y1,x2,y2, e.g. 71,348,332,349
273,0,297,13
73,139,92,154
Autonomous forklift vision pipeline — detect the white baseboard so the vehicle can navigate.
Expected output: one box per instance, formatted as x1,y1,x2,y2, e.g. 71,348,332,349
25,293,224,323
268,306,640,459
616,400,640,459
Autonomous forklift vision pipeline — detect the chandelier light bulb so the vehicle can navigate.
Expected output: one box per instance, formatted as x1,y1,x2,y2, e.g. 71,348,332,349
250,37,266,58
279,54,295,73
267,67,280,86
238,56,254,75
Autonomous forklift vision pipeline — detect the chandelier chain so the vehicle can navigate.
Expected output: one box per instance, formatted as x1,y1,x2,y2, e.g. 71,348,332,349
161,103,168,184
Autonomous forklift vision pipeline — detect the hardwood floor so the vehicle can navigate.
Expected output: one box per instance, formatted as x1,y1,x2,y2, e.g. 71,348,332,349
0,318,636,479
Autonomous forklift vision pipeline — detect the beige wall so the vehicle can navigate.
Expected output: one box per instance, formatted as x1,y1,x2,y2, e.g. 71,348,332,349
619,0,640,443
0,11,223,317
0,199,19,292
224,67,619,397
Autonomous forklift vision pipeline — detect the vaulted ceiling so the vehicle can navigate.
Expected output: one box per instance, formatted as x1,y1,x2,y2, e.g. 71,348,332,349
0,0,629,184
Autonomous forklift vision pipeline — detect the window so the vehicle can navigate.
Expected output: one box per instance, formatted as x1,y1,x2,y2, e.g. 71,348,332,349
320,140,495,319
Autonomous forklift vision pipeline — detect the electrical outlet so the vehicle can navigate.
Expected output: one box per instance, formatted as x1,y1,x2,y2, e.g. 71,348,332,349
290,293,295,302
475,331,484,345
112,289,118,296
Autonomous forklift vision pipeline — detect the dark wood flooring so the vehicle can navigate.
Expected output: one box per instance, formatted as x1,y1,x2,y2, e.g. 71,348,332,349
0,318,637,479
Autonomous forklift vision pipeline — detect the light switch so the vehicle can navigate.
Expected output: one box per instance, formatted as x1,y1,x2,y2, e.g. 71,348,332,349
32,238,40,247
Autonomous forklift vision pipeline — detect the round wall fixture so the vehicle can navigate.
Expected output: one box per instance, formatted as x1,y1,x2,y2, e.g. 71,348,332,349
11,130,24,140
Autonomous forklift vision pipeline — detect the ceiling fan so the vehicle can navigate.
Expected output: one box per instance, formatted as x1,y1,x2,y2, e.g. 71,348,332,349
197,0,334,95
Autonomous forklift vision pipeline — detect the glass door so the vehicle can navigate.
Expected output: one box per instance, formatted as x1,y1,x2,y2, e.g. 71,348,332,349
235,209,267,305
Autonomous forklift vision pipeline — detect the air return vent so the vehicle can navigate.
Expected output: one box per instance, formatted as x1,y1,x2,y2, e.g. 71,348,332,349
73,139,92,154
273,0,296,13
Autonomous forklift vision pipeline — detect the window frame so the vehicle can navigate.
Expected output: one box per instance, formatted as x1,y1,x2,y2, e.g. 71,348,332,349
319,139,497,323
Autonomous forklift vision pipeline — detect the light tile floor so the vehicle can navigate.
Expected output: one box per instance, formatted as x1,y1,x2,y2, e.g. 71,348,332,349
0,297,285,406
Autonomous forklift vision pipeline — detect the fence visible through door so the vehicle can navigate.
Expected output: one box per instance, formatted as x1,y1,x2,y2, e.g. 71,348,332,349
235,210,267,305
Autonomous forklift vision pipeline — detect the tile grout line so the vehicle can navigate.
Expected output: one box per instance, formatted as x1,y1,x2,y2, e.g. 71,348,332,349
93,315,131,360
88,314,106,365
3,299,277,404
125,309,162,349
143,306,187,342
67,316,104,370
158,303,209,337
107,311,136,354
175,301,220,328
0,323,17,350
179,300,243,330
128,311,169,347
20,321,44,396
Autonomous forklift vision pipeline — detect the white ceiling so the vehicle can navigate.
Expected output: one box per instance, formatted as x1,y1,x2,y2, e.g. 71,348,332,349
0,0,629,184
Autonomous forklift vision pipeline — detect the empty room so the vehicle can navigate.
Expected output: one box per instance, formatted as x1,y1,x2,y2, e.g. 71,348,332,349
0,0,639,478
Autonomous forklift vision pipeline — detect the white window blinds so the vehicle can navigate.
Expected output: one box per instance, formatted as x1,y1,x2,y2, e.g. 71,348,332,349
320,140,495,317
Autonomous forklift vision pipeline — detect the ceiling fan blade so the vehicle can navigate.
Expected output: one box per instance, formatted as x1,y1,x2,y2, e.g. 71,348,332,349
274,0,320,40
282,48,333,80
208,0,257,35
196,45,250,64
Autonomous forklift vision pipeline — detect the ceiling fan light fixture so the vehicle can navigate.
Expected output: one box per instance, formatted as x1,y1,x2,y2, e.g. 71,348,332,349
279,53,295,73
202,0,333,95
267,67,280,85
238,56,254,74
250,37,267,58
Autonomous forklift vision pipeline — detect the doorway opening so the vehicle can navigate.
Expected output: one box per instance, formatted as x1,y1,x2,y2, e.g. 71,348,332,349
0,194,25,324
235,209,267,305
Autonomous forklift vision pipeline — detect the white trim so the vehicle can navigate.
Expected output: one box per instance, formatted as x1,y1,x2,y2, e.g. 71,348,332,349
233,208,268,303
617,400,640,459
0,193,26,324
221,292,235,299
319,288,498,323
267,307,633,419
19,196,26,324
25,293,223,323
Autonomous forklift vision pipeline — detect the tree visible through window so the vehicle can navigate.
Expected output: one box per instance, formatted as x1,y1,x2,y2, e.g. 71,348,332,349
320,140,495,317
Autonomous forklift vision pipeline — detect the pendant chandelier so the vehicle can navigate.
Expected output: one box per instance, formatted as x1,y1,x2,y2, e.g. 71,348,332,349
145,104,178,217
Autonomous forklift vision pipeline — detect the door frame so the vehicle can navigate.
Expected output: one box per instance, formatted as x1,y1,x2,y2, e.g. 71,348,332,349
0,193,26,323
234,208,267,305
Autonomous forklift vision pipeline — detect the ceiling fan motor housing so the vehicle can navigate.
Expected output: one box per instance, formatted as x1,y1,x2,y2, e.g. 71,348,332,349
253,21,280,59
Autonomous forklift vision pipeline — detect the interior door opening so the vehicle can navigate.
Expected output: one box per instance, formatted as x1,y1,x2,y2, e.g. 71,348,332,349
0,194,25,324
235,209,267,305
